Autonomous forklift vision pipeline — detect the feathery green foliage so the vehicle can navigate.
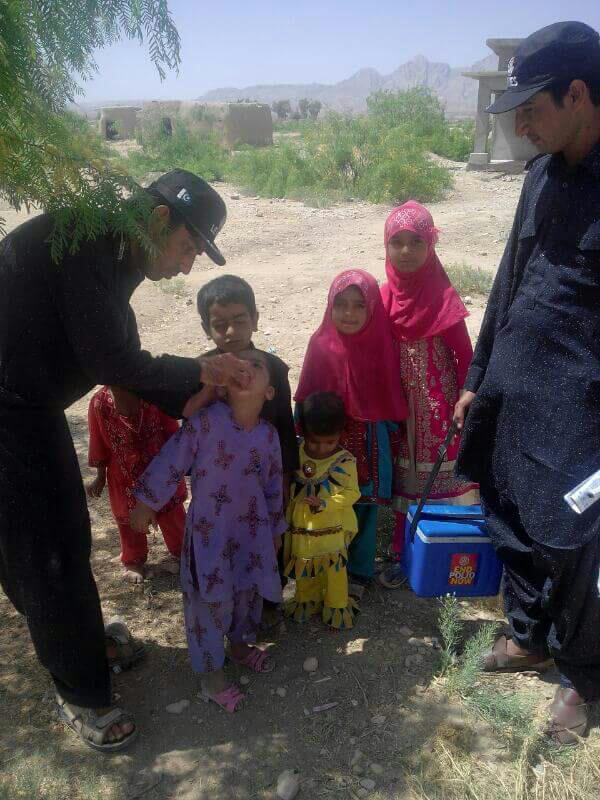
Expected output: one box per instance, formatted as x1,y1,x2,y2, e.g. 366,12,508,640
436,598,536,745
0,0,181,256
367,88,475,161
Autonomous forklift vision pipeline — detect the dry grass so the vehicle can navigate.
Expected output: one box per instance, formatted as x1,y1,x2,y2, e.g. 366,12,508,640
0,750,119,800
445,261,494,296
402,596,600,800
157,276,190,297
405,731,600,800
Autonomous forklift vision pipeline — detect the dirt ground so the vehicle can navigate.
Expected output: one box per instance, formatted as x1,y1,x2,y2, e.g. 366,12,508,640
1,163,579,800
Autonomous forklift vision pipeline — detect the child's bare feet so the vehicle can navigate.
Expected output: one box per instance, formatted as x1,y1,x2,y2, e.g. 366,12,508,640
123,564,145,584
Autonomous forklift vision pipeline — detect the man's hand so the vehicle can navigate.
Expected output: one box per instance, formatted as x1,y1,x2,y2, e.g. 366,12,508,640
130,501,157,534
453,390,477,431
86,468,106,498
198,353,252,389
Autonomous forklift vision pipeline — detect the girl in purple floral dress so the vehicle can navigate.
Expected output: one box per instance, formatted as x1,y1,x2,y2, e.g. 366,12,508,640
131,351,286,713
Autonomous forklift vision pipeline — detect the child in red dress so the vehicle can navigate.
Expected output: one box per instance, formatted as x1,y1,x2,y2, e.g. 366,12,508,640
87,386,187,582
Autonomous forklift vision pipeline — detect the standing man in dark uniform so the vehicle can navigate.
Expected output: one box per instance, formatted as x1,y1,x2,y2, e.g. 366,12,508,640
454,22,600,745
0,170,252,751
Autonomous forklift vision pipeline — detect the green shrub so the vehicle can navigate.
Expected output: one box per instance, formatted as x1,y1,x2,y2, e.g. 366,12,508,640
368,88,474,162
127,125,228,182
229,142,317,198
273,118,315,134
231,112,452,205
367,87,446,136
122,87,468,205
429,120,475,162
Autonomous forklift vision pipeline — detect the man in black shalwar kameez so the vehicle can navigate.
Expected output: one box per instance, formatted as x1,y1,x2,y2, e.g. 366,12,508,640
454,22,600,745
0,171,254,751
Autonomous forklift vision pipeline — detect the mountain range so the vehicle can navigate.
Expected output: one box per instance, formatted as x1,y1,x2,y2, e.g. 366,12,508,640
197,53,498,118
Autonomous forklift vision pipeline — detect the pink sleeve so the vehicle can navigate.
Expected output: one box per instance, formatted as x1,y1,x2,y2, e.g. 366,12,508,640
440,321,473,389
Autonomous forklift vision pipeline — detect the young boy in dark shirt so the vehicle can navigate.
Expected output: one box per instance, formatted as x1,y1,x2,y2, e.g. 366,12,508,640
196,275,299,625
196,275,298,481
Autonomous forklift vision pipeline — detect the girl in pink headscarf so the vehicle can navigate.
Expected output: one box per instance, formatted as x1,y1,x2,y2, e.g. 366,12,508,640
295,269,407,600
378,201,479,589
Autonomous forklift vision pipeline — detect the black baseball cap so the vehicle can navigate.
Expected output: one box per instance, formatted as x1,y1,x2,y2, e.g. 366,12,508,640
487,21,600,114
148,169,227,266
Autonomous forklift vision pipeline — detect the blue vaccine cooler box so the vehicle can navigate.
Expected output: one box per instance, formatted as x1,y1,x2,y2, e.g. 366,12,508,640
401,504,503,598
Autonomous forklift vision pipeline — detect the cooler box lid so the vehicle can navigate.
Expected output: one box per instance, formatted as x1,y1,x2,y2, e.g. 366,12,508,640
407,504,488,540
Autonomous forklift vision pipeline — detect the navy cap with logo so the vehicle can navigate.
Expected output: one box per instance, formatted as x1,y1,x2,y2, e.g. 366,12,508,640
487,21,600,114
148,169,227,266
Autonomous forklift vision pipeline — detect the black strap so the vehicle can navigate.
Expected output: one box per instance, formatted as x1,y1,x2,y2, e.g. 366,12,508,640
409,421,458,542
416,510,483,523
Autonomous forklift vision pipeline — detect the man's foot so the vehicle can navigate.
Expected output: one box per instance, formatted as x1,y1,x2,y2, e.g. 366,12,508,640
481,634,553,673
56,695,137,752
123,564,145,584
545,687,588,746
105,619,146,671
377,564,408,590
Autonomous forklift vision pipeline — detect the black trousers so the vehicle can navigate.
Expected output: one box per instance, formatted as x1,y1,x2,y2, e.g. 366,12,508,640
482,486,600,701
0,404,111,707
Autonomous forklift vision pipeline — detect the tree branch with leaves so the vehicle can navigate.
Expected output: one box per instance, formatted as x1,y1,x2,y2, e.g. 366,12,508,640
0,0,181,256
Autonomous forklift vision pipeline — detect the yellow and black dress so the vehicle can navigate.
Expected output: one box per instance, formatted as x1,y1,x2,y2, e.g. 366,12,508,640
284,444,361,629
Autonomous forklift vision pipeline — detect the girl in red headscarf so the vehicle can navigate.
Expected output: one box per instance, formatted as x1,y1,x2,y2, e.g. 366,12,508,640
377,202,479,588
295,269,408,600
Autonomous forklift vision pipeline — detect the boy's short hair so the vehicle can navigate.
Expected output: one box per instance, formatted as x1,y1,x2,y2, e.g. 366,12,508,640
301,392,346,436
197,275,257,327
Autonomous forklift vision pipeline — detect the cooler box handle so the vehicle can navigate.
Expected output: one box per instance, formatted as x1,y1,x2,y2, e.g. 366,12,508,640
409,421,463,542
413,509,484,523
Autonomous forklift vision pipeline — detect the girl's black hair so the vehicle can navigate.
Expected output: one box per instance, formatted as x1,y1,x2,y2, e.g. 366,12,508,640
300,392,346,436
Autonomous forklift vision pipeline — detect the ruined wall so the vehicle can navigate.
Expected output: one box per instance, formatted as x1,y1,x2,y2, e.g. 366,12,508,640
99,106,140,140
223,103,273,149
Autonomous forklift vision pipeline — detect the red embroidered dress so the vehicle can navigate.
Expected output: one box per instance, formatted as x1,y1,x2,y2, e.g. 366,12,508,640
393,329,478,513
88,387,187,523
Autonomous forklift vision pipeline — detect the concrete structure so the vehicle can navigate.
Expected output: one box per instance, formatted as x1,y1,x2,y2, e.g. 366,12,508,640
464,39,537,172
139,101,183,138
223,103,273,149
99,106,140,140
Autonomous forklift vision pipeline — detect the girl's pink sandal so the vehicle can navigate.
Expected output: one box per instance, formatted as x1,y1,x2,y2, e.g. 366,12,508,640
230,646,275,674
201,684,245,713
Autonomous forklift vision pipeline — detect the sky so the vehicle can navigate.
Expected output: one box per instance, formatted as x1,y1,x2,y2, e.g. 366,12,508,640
81,0,600,102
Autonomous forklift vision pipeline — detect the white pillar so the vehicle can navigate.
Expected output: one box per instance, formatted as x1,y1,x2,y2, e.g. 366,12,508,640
468,82,492,169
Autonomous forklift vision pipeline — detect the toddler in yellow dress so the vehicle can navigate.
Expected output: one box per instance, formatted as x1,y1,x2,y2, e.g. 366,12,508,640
284,392,361,629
